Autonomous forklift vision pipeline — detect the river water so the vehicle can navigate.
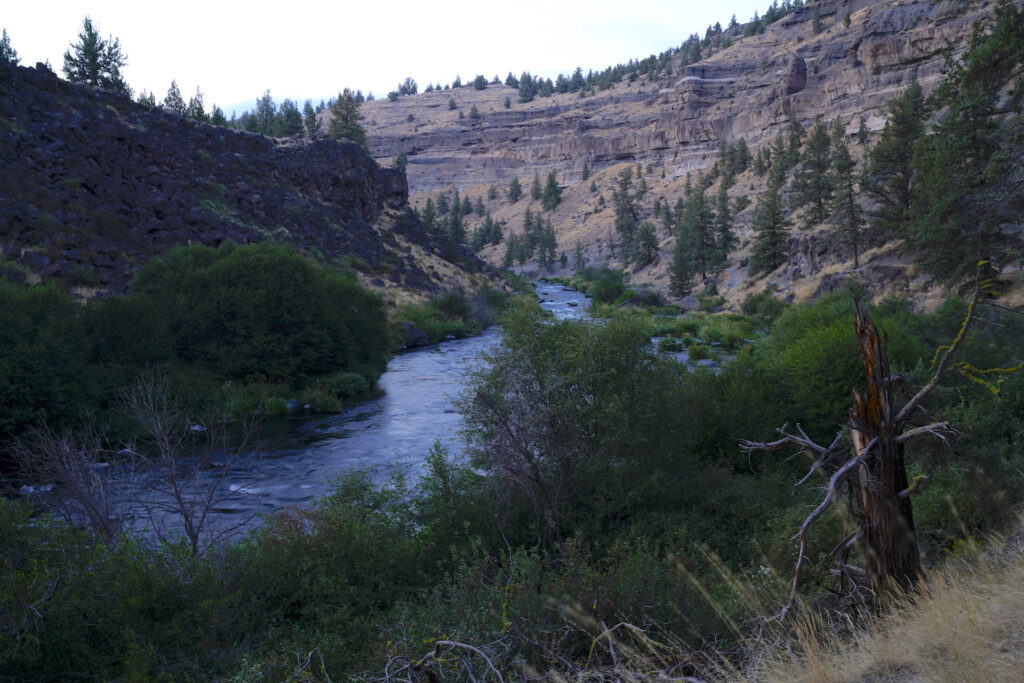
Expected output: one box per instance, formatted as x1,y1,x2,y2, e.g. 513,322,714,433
117,283,590,540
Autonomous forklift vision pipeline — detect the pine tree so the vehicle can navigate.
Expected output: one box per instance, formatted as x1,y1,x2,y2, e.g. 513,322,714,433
542,170,561,210
1,28,19,65
531,172,542,201
507,177,522,203
573,240,585,272
635,221,659,265
613,168,638,253
303,100,321,137
581,160,590,181
864,80,926,237
791,115,834,226
908,1,1024,282
62,17,130,96
421,198,437,228
186,87,208,122
210,106,227,127
669,224,697,297
162,80,186,116
679,172,716,278
474,196,485,216
749,166,791,276
714,183,735,263
857,115,869,145
136,90,156,107
328,88,367,150
462,194,472,216
829,119,863,268
436,192,450,216
254,90,276,134
786,118,805,169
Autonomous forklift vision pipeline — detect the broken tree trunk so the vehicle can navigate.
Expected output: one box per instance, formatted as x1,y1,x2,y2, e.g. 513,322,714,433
851,305,920,592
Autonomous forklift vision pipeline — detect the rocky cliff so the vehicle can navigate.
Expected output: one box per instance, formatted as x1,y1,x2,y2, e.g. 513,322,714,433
360,0,1015,307
0,59,494,300
365,0,986,195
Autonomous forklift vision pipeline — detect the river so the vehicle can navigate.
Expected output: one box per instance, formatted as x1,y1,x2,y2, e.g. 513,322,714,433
116,283,590,541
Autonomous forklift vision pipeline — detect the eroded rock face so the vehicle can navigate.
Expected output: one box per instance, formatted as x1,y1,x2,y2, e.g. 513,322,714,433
0,60,491,296
362,0,991,196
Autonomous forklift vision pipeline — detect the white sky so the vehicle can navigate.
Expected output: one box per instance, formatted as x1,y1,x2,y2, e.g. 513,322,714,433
5,0,769,115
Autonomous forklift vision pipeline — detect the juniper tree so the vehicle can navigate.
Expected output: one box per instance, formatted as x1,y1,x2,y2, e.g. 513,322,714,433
829,119,864,268
581,160,590,181
63,17,130,96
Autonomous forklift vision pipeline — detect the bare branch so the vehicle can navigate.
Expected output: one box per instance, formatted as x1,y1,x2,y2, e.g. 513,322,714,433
897,422,956,445
895,282,981,424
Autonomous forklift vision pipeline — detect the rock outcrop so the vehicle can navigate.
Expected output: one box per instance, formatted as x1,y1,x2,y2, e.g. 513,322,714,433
0,59,495,298
363,0,991,196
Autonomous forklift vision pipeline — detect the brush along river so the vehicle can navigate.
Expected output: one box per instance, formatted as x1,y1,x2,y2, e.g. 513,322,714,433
111,284,591,541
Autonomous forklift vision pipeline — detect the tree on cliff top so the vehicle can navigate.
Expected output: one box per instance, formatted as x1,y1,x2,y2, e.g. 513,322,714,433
62,16,130,97
328,88,367,150
1,28,19,65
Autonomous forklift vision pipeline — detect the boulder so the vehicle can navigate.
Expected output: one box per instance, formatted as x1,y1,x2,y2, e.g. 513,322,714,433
678,295,701,311
400,322,430,348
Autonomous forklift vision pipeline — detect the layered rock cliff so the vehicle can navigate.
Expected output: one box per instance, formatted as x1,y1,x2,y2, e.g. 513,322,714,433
0,59,493,299
360,0,1016,307
365,0,987,195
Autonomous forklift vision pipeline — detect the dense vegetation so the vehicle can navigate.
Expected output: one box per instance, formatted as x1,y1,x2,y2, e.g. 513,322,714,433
3,286,1022,678
0,241,391,442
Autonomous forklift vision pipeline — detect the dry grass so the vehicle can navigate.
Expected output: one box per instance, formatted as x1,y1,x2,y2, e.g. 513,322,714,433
750,540,1024,683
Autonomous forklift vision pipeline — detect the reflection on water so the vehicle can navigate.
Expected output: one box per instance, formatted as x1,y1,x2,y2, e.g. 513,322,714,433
115,283,591,537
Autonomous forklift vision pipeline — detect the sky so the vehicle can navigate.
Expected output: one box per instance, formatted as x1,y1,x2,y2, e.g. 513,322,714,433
5,0,769,116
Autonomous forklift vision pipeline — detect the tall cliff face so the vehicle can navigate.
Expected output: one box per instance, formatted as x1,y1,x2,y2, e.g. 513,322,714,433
0,60,494,299
361,0,1012,307
364,0,987,196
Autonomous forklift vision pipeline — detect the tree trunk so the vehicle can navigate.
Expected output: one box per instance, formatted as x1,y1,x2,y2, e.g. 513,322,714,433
852,307,920,592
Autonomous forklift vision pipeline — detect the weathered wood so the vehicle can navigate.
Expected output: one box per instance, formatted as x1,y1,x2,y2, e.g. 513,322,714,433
852,305,920,591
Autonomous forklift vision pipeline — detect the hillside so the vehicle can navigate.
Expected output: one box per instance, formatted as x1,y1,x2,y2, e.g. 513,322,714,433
361,0,1022,308
0,59,498,303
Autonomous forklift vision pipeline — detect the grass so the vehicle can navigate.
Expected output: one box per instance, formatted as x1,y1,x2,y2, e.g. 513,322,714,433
750,535,1024,682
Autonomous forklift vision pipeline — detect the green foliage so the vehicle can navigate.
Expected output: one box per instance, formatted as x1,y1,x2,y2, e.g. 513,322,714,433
541,170,561,210
62,16,129,96
865,80,926,238
328,88,367,149
749,166,791,276
908,0,1024,283
0,27,19,65
507,176,522,203
790,115,833,226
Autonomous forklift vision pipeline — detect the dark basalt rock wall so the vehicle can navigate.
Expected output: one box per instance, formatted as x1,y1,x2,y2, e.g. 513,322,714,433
0,59,481,295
